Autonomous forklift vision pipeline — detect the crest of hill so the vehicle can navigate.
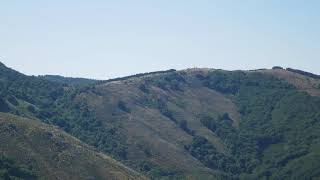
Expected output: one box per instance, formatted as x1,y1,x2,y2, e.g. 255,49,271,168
100,69,177,84
38,75,98,86
258,66,320,96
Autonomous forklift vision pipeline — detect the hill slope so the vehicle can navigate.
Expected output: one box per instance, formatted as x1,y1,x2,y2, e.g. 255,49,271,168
0,113,145,180
260,68,320,96
1,62,320,179
71,68,320,179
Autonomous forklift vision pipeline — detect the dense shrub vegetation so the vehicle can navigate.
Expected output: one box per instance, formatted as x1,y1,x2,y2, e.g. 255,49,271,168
191,70,320,179
137,161,184,179
0,63,128,160
50,92,128,160
185,136,238,175
0,155,36,180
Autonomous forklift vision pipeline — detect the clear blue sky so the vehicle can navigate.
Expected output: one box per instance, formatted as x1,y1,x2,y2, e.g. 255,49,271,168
1,0,319,79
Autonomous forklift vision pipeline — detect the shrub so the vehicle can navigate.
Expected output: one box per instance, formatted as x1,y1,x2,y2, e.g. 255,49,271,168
118,101,131,113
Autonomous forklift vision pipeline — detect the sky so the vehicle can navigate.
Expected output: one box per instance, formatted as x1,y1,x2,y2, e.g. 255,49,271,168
0,0,319,79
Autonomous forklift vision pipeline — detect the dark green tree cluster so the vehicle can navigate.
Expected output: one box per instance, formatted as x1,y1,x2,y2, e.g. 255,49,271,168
48,90,128,160
200,113,237,143
137,161,183,179
185,136,239,175
0,155,37,180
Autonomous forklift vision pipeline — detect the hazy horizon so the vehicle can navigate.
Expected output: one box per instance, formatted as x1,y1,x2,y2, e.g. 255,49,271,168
1,1,319,79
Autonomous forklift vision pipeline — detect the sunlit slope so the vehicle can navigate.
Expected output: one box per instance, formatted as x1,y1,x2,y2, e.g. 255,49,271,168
77,68,320,179
0,113,145,180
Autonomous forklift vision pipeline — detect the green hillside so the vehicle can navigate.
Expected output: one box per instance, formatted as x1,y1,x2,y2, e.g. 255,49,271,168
0,113,145,180
1,62,320,179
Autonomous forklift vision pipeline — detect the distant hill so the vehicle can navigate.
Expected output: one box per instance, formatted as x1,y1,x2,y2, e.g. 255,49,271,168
0,61,320,179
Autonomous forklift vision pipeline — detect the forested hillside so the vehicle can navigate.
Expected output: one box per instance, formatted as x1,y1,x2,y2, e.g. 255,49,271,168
0,113,145,180
0,62,320,179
